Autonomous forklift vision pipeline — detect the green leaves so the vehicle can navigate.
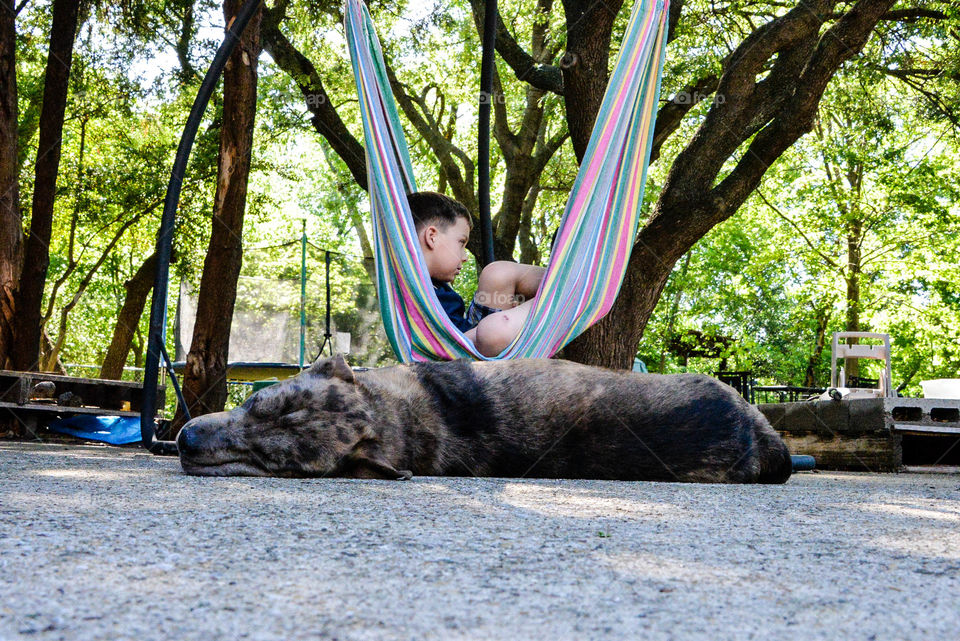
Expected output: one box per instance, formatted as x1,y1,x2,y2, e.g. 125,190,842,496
640,61,960,393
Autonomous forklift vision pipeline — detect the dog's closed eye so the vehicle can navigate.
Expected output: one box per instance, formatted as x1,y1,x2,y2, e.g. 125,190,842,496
276,409,310,427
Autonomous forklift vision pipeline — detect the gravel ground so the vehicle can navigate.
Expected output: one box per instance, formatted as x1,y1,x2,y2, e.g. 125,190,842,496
1,442,959,641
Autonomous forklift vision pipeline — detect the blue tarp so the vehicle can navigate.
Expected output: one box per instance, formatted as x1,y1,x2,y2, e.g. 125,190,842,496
47,415,142,445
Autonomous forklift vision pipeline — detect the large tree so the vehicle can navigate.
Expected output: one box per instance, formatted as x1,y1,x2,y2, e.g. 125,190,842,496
561,0,914,367
173,0,262,431
0,0,19,370
264,0,949,368
10,0,82,371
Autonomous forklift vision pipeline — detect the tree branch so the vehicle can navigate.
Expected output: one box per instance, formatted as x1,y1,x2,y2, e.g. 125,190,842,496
491,70,520,159
667,0,684,44
531,129,569,177
46,199,162,365
712,0,898,214
649,72,720,162
756,189,841,272
879,67,960,128
654,0,833,207
261,11,368,190
468,0,564,95
383,62,478,214
865,8,946,21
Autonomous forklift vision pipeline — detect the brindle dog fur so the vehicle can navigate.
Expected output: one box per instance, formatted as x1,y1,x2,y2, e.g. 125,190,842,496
177,355,793,483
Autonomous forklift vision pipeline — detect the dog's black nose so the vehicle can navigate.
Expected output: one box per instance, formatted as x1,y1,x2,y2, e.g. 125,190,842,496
176,425,201,454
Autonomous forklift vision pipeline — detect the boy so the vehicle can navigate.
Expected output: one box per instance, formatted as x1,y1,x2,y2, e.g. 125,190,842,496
409,191,546,358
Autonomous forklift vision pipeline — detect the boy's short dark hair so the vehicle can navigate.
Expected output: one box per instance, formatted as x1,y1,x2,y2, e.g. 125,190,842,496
408,191,472,232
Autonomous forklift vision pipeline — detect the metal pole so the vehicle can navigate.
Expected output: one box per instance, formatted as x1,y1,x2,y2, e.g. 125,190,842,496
299,219,307,369
478,0,497,267
325,250,332,354
140,0,263,455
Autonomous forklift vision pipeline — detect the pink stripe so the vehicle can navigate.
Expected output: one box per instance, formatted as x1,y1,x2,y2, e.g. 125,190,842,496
389,241,451,358
549,7,654,271
594,14,666,321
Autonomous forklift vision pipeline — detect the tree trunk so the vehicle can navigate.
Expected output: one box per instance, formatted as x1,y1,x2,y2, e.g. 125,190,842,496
99,252,158,380
173,0,261,432
844,217,863,379
560,0,625,161
11,0,81,371
558,237,677,368
0,0,21,370
804,304,831,387
518,184,541,265
562,0,896,368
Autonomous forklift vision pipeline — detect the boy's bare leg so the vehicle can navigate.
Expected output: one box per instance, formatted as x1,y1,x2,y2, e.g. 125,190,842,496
473,298,536,357
515,263,546,301
475,261,546,309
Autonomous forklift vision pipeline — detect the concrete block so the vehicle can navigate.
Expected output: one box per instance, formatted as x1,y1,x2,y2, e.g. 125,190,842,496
756,403,786,431
817,400,850,434
848,398,886,433
781,401,818,432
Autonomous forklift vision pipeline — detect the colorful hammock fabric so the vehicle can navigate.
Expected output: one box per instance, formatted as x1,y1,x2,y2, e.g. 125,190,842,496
344,0,670,362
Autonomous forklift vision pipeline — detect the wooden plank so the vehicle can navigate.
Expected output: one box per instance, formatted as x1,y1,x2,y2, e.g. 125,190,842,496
903,465,960,474
0,370,163,413
0,401,139,418
17,375,29,405
892,423,960,436
777,431,902,472
0,369,147,389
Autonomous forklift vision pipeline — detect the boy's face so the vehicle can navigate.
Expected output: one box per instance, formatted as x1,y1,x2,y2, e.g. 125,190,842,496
420,217,470,283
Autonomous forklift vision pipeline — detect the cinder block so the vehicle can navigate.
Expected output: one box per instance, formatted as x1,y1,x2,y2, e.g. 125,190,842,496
848,398,886,433
756,403,786,431
782,401,819,433
817,400,850,434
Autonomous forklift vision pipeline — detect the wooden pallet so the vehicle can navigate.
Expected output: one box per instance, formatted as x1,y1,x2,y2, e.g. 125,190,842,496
0,370,164,439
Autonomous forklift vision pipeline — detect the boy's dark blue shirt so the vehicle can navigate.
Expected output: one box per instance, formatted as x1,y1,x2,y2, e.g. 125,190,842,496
432,279,473,332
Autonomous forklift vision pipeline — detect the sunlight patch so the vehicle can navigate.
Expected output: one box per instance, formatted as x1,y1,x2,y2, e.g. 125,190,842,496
499,483,688,519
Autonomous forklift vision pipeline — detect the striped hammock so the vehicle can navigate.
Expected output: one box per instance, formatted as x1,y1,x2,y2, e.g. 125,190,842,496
344,0,669,362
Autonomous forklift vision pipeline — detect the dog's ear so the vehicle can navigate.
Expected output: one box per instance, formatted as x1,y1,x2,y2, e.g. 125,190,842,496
347,440,411,481
311,353,355,383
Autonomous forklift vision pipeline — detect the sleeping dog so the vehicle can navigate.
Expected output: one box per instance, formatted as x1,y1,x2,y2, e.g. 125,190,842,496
177,355,793,483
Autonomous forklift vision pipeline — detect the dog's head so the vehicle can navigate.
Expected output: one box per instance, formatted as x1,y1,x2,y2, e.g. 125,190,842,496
177,355,410,479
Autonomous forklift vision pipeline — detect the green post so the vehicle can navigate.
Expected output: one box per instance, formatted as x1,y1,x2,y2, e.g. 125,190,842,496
299,218,307,369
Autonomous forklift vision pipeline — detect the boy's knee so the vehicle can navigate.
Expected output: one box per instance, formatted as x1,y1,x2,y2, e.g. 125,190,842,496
478,261,515,288
476,261,521,308
474,314,511,357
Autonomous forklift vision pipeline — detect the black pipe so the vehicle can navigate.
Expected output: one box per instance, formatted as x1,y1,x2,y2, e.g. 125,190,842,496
325,250,332,349
140,0,263,455
159,342,189,423
477,0,497,266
